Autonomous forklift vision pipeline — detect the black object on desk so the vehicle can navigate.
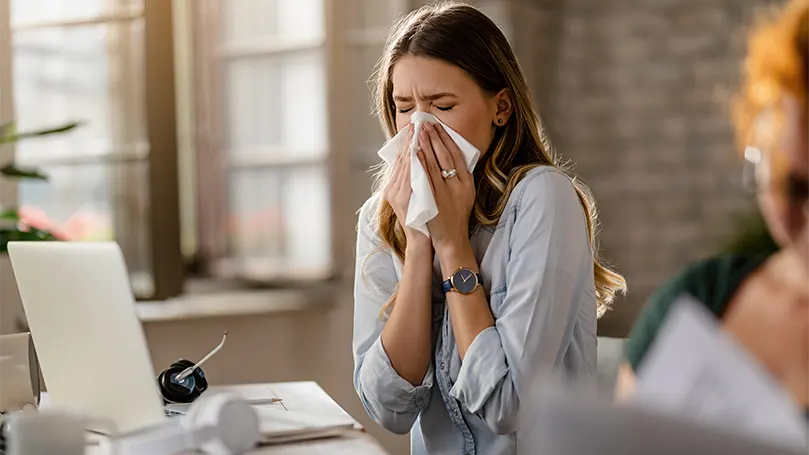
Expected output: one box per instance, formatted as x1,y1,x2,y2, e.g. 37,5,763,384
156,332,227,404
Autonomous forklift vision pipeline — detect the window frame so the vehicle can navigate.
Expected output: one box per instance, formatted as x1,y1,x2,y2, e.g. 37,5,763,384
2,0,184,300
191,0,344,284
2,0,417,301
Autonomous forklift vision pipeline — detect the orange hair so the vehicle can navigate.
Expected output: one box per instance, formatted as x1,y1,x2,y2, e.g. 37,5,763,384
732,0,808,149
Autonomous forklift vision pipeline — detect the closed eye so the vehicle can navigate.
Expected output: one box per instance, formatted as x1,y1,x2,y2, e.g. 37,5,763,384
397,107,413,114
436,106,454,111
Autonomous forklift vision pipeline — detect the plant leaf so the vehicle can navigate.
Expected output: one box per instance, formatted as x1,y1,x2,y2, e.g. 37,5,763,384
0,164,48,180
0,207,19,221
0,121,81,144
0,227,61,252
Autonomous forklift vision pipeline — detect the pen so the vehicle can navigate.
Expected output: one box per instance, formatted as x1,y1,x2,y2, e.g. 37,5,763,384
246,398,283,405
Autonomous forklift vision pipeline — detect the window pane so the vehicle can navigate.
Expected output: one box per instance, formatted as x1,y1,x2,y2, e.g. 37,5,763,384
18,161,153,296
10,0,142,27
221,0,324,44
12,21,146,162
347,44,387,166
223,50,326,160
227,165,331,279
346,0,400,31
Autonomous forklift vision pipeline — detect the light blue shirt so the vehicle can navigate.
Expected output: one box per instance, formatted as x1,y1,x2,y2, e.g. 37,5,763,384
352,166,598,455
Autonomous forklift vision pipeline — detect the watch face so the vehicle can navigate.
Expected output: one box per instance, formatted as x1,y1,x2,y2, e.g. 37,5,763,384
452,268,478,294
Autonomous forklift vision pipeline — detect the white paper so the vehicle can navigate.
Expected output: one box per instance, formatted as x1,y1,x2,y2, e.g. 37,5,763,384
634,294,808,450
377,112,481,236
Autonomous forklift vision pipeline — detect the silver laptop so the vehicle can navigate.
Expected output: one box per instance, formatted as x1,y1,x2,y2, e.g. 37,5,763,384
7,241,166,435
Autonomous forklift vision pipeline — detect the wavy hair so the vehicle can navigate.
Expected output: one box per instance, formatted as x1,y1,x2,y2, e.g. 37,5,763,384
732,0,807,151
366,2,626,317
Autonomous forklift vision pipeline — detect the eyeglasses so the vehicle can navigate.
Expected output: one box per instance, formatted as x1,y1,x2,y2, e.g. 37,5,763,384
743,146,809,218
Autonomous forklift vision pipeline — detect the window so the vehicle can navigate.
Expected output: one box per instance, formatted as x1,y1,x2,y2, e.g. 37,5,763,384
3,0,182,299
1,0,413,301
191,0,409,284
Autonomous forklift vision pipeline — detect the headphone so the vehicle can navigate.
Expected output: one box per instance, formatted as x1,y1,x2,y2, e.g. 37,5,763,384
110,392,260,455
158,359,208,404
157,332,226,404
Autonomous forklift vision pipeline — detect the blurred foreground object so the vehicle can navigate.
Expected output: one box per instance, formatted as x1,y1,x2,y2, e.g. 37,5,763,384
5,410,84,455
519,378,807,455
0,332,40,411
632,295,807,450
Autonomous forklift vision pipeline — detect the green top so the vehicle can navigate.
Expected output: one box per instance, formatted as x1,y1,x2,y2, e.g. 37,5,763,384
624,253,771,372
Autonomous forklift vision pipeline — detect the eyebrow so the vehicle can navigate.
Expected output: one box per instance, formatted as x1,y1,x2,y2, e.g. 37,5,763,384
392,92,457,102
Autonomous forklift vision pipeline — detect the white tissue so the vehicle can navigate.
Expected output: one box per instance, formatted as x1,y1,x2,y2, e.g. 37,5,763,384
377,112,481,237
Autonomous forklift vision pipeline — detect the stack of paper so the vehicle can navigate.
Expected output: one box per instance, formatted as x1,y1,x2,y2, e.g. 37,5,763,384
253,406,356,445
633,295,808,451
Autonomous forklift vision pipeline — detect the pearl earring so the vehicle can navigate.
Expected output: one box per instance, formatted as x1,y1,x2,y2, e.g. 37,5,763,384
497,118,504,124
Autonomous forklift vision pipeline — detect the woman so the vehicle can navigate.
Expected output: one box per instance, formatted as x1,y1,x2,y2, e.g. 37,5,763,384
352,3,626,454
615,0,808,414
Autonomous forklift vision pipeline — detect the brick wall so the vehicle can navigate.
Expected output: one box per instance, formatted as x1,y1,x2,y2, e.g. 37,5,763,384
506,0,780,335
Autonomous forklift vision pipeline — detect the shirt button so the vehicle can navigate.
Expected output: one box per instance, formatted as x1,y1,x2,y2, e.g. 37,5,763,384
440,361,445,370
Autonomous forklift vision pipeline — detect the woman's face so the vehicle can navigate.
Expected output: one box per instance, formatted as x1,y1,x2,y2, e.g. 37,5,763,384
757,96,809,266
390,55,509,155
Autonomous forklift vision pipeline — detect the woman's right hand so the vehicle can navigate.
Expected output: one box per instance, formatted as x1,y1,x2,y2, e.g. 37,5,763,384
383,124,432,252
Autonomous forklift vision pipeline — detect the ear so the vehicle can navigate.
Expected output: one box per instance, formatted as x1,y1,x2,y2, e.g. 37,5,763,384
493,88,513,126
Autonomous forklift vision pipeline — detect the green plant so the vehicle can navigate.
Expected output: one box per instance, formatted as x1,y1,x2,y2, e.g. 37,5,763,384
0,121,81,252
720,210,779,256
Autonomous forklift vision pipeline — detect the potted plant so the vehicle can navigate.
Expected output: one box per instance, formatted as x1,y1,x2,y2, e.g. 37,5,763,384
0,121,80,333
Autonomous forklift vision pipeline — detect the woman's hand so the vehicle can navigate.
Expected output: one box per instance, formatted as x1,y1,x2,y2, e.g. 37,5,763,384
383,124,432,252
416,122,476,259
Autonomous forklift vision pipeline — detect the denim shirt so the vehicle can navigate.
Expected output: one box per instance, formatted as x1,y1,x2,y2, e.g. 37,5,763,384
352,166,598,455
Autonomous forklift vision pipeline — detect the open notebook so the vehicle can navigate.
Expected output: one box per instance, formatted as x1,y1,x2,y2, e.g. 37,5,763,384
165,402,355,445
253,405,356,445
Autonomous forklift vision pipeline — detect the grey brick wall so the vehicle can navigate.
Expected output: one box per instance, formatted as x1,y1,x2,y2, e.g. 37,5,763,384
506,0,780,335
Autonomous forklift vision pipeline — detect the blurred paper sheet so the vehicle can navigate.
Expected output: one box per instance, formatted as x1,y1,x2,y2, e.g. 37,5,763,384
633,295,807,450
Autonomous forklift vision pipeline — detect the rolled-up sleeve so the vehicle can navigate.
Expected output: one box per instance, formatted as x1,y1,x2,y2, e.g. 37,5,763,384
449,169,594,435
352,195,433,435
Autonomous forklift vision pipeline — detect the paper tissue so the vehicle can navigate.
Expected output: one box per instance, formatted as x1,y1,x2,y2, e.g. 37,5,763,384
377,112,481,236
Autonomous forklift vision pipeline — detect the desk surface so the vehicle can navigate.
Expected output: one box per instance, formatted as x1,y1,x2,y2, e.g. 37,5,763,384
217,382,388,455
83,381,389,455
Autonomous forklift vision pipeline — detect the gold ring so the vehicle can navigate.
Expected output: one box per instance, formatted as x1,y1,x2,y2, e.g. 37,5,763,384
441,168,457,179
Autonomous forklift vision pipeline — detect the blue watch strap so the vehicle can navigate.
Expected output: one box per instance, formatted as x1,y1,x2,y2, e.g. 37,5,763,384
441,279,453,294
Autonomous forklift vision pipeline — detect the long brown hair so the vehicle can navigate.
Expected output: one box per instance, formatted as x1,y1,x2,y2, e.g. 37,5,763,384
367,1,626,317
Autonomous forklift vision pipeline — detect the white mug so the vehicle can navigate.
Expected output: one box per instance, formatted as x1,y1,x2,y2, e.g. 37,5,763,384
0,332,41,411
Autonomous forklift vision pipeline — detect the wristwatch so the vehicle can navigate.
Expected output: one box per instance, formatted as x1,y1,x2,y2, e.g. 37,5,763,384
441,267,482,295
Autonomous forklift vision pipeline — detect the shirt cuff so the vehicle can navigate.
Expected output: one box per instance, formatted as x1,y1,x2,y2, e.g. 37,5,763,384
449,326,509,413
360,336,434,413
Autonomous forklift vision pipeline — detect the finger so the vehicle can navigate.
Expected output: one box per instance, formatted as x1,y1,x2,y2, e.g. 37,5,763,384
390,125,413,185
416,151,435,193
388,149,403,189
434,124,469,183
424,123,455,175
418,127,444,186
398,125,417,189
397,147,412,192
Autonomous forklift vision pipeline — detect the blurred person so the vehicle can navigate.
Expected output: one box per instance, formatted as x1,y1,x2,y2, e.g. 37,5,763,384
615,0,808,416
352,2,626,454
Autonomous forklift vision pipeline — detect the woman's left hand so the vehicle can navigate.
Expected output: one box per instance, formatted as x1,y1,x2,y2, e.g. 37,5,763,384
415,122,476,257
